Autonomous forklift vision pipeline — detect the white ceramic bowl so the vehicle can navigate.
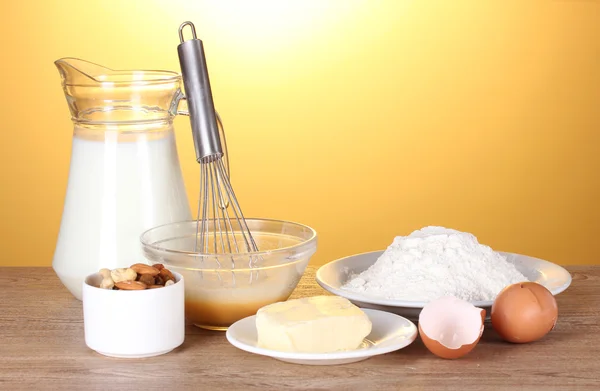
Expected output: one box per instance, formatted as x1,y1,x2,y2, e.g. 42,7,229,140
82,271,185,358
316,250,572,321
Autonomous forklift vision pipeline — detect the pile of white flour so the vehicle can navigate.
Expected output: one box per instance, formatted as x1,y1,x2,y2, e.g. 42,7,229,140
342,226,527,301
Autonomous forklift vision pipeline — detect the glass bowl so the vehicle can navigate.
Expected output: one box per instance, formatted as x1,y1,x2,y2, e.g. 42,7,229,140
140,218,317,330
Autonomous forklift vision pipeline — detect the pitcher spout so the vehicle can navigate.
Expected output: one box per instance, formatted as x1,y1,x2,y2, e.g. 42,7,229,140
54,57,182,124
55,57,113,87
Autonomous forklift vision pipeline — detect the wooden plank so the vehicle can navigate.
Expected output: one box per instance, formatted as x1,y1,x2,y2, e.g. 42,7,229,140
0,266,598,390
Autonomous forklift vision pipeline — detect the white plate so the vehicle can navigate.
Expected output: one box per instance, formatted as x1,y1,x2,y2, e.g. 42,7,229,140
225,309,417,366
316,251,572,320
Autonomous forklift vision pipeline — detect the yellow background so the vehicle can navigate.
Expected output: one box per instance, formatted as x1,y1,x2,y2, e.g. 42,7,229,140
0,0,598,267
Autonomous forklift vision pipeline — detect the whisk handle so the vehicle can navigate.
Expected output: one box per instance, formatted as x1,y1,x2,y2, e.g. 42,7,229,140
177,21,223,162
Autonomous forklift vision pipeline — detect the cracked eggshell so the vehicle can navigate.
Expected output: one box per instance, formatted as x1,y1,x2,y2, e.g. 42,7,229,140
491,282,558,343
418,296,485,359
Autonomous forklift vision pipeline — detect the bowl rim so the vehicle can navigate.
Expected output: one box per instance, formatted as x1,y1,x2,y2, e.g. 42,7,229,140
139,217,318,258
83,270,184,293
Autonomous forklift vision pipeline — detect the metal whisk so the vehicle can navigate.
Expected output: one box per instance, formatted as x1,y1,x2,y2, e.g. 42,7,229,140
177,22,259,267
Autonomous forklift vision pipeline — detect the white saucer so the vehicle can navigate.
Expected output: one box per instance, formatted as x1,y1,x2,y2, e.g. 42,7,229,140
225,308,417,366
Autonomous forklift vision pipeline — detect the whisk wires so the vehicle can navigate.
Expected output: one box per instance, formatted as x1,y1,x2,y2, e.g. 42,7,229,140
194,157,260,283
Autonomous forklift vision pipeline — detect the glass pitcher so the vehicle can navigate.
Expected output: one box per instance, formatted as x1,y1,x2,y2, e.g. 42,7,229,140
53,58,226,300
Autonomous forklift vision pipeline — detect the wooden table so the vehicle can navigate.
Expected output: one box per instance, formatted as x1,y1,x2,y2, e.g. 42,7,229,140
1,266,599,390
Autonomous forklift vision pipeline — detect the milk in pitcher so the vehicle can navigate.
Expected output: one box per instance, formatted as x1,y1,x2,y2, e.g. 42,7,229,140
53,126,192,299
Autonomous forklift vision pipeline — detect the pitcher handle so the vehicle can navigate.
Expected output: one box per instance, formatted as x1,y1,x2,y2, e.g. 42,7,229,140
171,92,231,180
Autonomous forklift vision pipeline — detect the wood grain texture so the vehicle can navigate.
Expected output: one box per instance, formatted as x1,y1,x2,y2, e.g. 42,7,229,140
0,266,598,390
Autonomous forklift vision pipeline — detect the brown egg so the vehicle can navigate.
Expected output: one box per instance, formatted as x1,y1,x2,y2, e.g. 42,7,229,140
491,282,558,343
418,296,486,359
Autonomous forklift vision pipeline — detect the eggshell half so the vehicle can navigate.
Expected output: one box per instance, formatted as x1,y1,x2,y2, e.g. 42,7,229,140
491,282,558,343
418,296,485,359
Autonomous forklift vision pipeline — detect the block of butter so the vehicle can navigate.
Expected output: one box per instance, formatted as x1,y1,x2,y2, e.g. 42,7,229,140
256,295,372,353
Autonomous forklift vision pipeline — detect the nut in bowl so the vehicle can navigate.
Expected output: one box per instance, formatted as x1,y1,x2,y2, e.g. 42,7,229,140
141,218,318,331
82,267,185,358
98,263,177,290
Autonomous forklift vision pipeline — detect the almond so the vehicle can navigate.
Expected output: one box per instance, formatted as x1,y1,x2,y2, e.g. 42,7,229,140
152,263,165,271
138,274,156,286
159,268,175,282
154,274,165,286
115,280,147,290
130,263,160,276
